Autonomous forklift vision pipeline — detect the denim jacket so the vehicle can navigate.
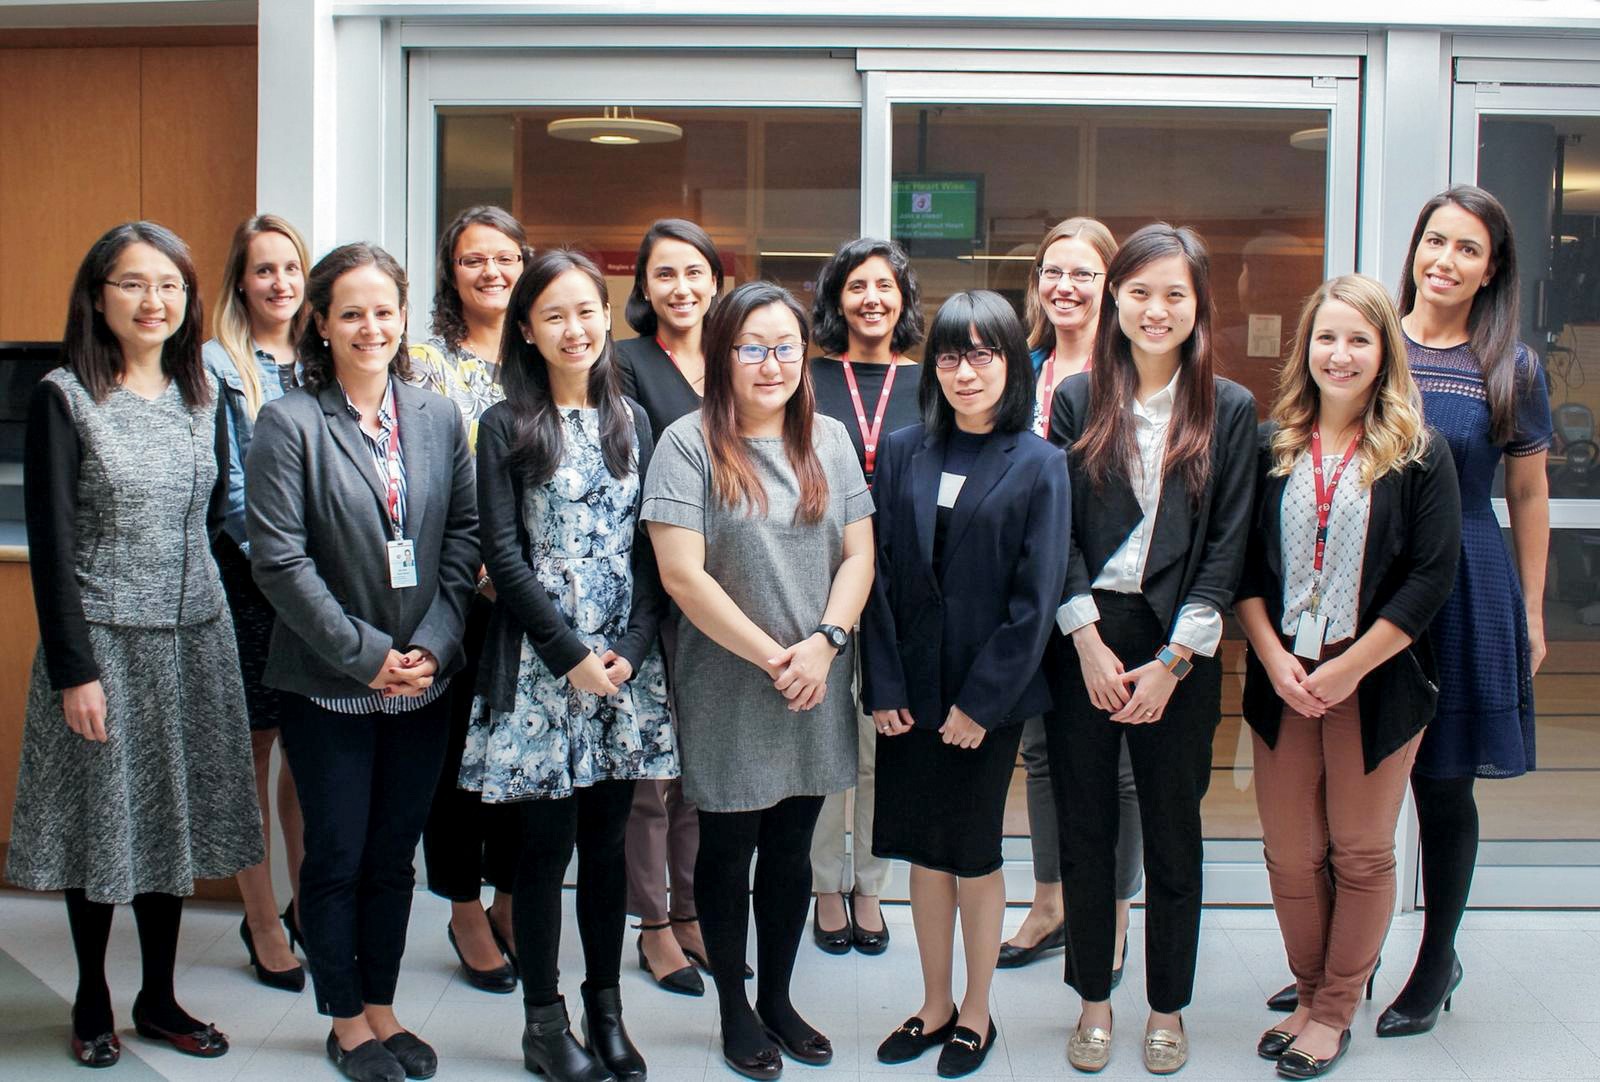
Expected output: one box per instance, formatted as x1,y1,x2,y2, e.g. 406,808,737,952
202,338,298,553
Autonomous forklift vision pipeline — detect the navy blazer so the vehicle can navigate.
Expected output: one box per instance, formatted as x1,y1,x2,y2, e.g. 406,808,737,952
246,380,479,698
1236,422,1462,773
859,424,1072,731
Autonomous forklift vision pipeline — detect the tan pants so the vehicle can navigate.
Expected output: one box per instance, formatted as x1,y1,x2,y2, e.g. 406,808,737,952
811,707,890,896
1253,683,1422,1030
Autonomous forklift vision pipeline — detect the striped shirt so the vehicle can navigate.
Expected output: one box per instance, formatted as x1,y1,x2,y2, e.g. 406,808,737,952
312,378,449,714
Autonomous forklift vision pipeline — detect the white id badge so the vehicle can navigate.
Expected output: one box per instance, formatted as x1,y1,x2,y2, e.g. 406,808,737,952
387,538,418,589
1292,610,1328,661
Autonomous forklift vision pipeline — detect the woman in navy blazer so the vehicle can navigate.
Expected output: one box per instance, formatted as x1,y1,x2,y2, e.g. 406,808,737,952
861,290,1070,1078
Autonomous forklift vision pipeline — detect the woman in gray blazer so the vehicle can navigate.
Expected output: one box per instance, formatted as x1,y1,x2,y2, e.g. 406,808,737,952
246,242,478,1082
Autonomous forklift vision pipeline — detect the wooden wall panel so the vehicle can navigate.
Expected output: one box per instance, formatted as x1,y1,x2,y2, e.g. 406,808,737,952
0,560,40,845
0,48,142,341
139,45,257,314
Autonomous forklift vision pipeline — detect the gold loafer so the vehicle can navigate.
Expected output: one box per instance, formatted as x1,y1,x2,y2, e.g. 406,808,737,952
1067,1008,1112,1073
1143,1019,1188,1075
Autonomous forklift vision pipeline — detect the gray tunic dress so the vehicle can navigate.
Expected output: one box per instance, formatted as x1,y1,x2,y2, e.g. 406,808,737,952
640,412,873,812
7,369,263,903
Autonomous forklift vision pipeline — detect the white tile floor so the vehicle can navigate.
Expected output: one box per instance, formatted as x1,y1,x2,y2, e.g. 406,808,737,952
2,889,1599,1081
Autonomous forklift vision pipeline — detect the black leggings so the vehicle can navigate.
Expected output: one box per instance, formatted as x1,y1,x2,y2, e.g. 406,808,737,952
1394,773,1478,1011
695,795,826,1057
65,890,193,1039
513,779,637,1007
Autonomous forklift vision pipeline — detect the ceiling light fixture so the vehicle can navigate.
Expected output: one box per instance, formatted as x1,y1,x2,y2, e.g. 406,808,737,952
547,106,683,146
1289,126,1328,151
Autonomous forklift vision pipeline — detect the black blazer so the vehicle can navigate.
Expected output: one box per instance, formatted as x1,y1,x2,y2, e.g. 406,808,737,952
859,424,1072,731
247,380,479,698
1048,373,1257,635
616,336,701,443
473,397,666,712
1237,422,1462,773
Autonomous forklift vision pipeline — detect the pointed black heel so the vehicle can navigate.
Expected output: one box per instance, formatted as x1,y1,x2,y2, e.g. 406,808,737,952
1376,955,1462,1038
1266,956,1381,1012
240,916,306,993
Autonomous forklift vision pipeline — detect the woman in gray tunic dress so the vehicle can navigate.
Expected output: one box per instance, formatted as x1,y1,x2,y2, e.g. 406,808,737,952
643,281,875,1081
9,222,263,1067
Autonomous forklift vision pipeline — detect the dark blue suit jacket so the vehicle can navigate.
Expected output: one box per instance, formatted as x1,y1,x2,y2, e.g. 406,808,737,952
859,423,1072,731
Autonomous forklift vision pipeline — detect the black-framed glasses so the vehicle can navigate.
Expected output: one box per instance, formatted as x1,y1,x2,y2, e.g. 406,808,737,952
1038,265,1106,286
734,342,806,365
932,347,1001,370
105,279,186,299
455,253,524,271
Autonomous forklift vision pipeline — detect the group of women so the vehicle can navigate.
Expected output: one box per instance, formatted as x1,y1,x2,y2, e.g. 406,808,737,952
8,180,1549,1082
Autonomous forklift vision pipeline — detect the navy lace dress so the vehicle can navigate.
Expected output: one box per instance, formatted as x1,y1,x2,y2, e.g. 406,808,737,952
1409,336,1552,779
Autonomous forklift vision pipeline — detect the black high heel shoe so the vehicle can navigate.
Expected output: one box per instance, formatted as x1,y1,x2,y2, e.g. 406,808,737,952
995,922,1065,969
487,901,519,979
282,903,303,952
1108,935,1129,991
635,927,704,997
1376,955,1462,1038
811,894,852,955
1267,956,1382,1012
447,922,517,994
240,916,306,992
848,892,890,955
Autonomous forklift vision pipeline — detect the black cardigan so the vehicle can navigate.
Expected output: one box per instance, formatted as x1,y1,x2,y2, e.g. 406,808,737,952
473,396,666,712
1047,372,1258,639
1235,422,1462,773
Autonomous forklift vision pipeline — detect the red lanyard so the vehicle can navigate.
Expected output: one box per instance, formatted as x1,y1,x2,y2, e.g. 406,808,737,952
1309,426,1360,604
841,356,899,477
381,402,403,542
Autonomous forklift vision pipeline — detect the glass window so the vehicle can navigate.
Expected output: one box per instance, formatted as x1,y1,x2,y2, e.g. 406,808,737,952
437,106,861,336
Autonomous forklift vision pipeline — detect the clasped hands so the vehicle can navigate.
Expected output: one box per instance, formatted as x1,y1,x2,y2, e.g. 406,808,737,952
1259,641,1361,718
1074,628,1183,724
764,633,837,712
870,705,986,748
369,647,440,698
565,649,636,697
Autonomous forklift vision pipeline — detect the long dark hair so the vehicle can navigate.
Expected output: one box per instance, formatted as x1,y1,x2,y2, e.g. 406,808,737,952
297,243,415,391
811,237,924,356
1397,184,1523,445
63,221,210,407
625,218,724,336
430,205,531,353
920,290,1035,440
501,250,634,485
701,281,829,524
1076,223,1218,499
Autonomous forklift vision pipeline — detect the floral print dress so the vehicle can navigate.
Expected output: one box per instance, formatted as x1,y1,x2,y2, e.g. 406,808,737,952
459,408,677,801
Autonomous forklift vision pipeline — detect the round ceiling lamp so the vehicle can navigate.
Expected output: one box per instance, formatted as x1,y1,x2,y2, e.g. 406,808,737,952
1289,126,1329,151
547,106,682,146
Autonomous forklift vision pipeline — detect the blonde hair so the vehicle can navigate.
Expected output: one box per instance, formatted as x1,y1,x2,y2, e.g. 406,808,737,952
1024,217,1117,352
1270,273,1428,486
212,214,311,419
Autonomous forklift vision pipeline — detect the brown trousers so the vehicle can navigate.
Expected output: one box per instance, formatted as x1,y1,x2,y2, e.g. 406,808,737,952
1253,666,1422,1031
624,777,699,923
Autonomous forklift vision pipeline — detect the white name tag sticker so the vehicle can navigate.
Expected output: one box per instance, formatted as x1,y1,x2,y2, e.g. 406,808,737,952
1292,610,1328,661
387,538,418,589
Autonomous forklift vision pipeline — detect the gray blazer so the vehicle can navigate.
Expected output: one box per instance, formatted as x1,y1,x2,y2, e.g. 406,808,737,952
245,380,479,699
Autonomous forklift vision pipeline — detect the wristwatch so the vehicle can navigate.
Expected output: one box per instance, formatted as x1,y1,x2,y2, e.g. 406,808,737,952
1156,645,1194,681
815,624,850,651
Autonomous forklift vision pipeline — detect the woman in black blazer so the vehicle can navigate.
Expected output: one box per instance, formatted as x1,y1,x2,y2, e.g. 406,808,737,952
1044,224,1256,1075
246,243,478,1082
861,291,1070,1078
1236,274,1459,1080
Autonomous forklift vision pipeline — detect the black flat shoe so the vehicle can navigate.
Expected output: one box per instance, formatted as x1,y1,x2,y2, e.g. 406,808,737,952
1269,956,1382,1013
811,896,852,955
636,932,704,996
522,998,615,1082
937,1019,997,1078
877,1011,957,1064
1257,1027,1297,1060
758,1012,832,1066
1376,955,1462,1038
382,1031,437,1080
326,1031,404,1082
487,902,519,979
995,922,1066,969
70,1007,119,1069
722,1045,782,1081
1276,1029,1351,1079
240,916,306,992
447,922,517,994
1108,936,1129,991
848,893,890,955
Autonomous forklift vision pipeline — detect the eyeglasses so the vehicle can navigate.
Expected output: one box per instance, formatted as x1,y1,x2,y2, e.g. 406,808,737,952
455,253,524,271
733,342,806,365
105,279,186,299
1038,265,1106,286
933,347,1000,370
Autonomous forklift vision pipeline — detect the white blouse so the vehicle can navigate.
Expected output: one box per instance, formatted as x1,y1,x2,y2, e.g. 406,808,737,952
1278,449,1372,644
1055,372,1223,657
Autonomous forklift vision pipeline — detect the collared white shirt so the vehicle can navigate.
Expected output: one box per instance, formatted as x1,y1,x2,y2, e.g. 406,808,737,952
1056,371,1222,657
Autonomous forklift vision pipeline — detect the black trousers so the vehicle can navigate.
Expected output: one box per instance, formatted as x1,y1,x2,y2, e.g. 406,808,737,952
279,693,451,1018
1043,592,1221,1012
422,596,520,901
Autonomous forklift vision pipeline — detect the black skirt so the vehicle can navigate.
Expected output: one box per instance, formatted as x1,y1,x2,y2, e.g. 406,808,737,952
872,722,1025,877
216,538,292,732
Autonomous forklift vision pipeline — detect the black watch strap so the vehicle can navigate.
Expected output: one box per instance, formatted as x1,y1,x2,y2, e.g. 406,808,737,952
815,623,849,650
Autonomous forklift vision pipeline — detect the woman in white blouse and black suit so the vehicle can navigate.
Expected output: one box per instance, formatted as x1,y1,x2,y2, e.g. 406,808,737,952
1044,224,1256,1075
